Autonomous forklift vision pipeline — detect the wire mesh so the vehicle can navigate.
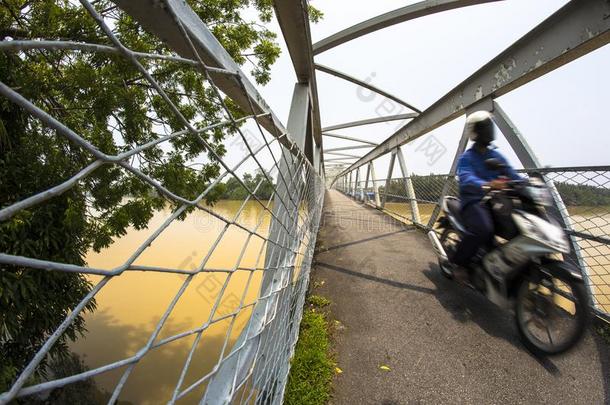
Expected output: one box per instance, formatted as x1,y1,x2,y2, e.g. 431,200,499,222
335,166,610,320
0,1,323,404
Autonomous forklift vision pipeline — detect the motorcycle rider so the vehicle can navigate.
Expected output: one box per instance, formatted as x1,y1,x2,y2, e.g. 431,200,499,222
445,110,522,274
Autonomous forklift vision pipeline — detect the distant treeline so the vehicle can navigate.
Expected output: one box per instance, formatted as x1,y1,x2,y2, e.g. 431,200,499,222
374,175,610,207
555,181,610,206
379,175,446,203
221,170,275,200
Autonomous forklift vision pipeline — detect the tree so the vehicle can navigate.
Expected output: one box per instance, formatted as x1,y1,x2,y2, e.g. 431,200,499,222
0,0,322,392
221,170,275,200
380,175,447,203
554,181,610,206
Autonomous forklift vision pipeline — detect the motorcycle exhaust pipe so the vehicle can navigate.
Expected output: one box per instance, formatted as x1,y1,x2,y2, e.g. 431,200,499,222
427,231,448,261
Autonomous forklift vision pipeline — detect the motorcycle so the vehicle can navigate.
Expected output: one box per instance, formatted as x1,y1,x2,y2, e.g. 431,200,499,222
428,159,589,355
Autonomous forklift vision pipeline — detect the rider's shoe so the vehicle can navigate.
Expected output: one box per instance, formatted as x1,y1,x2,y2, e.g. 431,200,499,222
440,258,472,284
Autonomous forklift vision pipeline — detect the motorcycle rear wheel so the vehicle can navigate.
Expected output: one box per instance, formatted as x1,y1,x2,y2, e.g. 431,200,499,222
515,267,588,356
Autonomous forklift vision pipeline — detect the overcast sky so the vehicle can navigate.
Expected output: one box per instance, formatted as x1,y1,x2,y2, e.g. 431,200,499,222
231,1,609,181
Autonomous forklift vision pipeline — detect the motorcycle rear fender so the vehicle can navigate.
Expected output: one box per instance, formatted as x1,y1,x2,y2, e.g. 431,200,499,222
447,215,466,235
539,259,584,283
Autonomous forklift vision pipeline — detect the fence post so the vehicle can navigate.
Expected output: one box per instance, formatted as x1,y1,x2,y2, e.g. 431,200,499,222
354,168,360,200
205,83,311,403
348,171,353,196
382,150,397,209
491,101,593,303
396,146,421,225
364,162,371,204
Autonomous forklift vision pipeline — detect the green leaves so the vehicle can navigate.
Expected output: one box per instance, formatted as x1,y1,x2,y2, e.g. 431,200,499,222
308,5,324,24
0,0,325,391
251,36,280,85
222,170,275,201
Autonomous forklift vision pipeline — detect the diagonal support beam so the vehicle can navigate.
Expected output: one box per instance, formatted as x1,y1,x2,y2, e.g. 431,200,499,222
316,64,421,113
337,0,610,179
426,125,470,229
323,113,418,132
323,132,378,146
324,157,358,162
313,0,502,55
491,101,592,304
325,144,374,153
364,163,371,204
324,151,363,158
381,150,397,208
369,162,381,208
395,147,421,224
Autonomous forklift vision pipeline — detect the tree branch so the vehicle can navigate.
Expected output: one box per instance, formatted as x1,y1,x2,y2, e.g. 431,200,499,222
0,27,28,39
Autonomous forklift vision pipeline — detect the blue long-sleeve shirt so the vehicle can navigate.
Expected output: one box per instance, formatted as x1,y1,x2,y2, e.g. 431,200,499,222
457,146,521,207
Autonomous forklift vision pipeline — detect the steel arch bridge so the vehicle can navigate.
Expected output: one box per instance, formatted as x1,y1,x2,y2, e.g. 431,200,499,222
0,0,609,403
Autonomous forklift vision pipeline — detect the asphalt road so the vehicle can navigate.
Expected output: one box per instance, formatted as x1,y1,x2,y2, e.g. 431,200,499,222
311,190,609,405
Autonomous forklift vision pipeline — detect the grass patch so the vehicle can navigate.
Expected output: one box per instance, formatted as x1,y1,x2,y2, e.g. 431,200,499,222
594,318,610,345
307,295,331,308
284,296,334,405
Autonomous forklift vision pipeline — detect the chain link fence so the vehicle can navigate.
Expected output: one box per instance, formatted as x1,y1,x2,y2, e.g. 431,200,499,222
0,1,323,403
336,166,610,321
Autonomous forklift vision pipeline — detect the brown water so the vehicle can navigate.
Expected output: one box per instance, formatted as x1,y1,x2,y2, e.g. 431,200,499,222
71,201,270,404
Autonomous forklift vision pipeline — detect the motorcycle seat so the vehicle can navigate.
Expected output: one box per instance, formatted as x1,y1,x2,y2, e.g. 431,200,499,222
443,196,463,224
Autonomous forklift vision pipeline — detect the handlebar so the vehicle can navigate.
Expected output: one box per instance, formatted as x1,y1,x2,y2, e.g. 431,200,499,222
481,178,529,202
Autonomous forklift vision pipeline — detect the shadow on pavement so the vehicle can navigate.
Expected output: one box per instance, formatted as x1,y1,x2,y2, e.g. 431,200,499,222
315,229,410,254
314,261,436,295
592,322,610,403
422,262,563,376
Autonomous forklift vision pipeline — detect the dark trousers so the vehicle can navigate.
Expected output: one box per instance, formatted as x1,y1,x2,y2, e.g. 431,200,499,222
451,202,494,266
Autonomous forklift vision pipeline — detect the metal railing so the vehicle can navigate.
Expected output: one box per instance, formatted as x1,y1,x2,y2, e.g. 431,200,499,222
0,1,323,404
336,166,610,321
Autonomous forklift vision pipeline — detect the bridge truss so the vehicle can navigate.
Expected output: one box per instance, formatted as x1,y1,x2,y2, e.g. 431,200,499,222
329,1,610,322
0,0,609,404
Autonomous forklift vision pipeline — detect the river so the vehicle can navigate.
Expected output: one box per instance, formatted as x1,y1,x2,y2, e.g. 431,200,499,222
72,200,270,404
70,200,609,403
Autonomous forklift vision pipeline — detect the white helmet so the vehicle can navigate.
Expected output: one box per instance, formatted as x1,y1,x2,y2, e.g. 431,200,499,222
465,110,494,146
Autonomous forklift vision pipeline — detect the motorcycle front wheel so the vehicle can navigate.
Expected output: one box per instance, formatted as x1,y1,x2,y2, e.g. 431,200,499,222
515,266,589,356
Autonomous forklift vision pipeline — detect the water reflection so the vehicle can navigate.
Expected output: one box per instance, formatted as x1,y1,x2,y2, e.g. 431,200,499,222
70,201,270,404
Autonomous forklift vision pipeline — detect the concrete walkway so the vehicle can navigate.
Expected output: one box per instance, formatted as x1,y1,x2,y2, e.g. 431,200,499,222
312,190,609,405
